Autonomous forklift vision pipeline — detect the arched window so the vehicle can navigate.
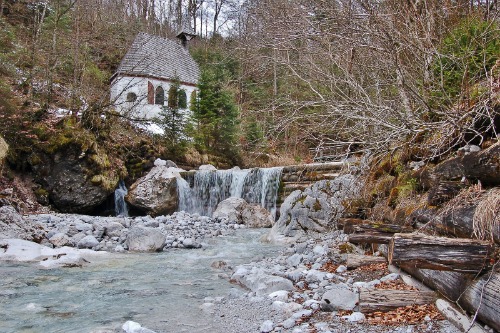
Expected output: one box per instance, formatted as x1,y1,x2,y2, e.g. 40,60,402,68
168,86,178,108
155,86,165,105
126,92,137,102
178,90,187,109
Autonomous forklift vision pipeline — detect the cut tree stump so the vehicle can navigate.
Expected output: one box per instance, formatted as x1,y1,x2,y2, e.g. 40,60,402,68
389,233,494,273
346,254,387,269
359,289,437,313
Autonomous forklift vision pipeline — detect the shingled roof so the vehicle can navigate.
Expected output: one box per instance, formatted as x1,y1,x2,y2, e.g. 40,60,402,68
112,32,199,85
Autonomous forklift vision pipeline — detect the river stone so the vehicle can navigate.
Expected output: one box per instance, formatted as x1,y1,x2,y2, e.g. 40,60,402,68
104,221,124,238
260,320,274,333
212,197,247,223
241,204,274,228
320,285,359,311
77,235,99,249
231,266,294,296
49,233,70,247
126,227,166,252
126,166,183,216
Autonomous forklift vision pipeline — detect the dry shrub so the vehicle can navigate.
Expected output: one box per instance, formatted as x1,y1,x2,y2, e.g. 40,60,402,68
473,188,500,243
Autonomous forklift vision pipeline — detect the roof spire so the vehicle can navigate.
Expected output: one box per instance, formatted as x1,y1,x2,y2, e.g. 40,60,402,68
176,15,197,48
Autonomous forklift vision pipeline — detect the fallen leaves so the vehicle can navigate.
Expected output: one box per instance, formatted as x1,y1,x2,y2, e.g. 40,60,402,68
374,279,417,291
366,304,445,325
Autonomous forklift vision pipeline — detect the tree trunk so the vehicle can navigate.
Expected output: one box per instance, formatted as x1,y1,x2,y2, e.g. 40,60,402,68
389,233,494,273
346,254,386,269
359,289,437,313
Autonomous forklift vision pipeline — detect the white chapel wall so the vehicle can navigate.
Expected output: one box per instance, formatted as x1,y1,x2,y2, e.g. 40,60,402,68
111,76,197,121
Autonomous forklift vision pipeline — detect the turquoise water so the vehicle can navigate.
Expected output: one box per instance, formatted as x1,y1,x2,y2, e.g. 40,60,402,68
0,229,281,333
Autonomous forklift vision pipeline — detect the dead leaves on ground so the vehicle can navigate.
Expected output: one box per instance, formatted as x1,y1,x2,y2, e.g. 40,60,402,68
366,304,445,325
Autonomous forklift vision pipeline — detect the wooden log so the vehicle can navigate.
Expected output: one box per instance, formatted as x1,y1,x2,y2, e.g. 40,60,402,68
389,233,494,273
401,267,500,332
359,289,437,313
343,220,413,234
346,254,386,269
427,181,464,206
348,231,393,244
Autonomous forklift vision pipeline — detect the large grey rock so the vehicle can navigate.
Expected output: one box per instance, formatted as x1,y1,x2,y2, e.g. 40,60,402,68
126,227,166,252
0,206,45,241
212,197,247,223
320,285,359,311
266,174,360,242
241,204,274,228
126,166,182,216
104,221,124,238
29,146,116,213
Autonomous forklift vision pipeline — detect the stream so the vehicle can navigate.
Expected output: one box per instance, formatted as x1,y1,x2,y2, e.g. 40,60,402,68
0,229,282,333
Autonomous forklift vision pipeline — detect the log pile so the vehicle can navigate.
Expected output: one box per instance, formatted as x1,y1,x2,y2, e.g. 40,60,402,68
340,219,413,245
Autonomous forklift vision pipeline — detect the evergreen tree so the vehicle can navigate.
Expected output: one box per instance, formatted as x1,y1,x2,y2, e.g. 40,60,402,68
190,48,240,162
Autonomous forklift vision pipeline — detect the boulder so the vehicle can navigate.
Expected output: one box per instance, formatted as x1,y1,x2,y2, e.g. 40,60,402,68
267,174,360,242
241,204,274,228
125,227,166,252
212,197,247,223
126,166,182,216
0,206,45,241
30,146,116,213
104,221,124,238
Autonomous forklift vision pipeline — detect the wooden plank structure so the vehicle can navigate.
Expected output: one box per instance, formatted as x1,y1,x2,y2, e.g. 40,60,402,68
359,289,437,313
388,233,494,274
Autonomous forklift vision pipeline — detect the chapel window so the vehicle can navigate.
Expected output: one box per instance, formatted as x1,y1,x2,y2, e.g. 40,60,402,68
155,86,165,105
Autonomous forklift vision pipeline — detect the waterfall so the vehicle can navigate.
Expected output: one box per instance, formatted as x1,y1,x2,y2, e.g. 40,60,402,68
177,167,283,219
114,180,129,217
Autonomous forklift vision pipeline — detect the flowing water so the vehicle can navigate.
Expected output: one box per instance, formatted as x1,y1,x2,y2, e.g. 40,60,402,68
114,180,129,217
177,167,283,218
0,229,282,333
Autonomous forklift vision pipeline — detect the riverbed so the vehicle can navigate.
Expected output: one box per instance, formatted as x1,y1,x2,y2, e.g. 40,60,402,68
0,229,282,333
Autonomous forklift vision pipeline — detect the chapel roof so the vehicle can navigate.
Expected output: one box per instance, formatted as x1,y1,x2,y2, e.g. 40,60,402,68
113,32,199,85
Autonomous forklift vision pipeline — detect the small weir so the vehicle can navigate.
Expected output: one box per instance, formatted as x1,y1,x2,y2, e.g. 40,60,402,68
177,167,283,218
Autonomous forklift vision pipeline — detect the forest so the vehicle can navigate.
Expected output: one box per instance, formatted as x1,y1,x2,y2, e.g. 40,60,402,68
0,0,499,170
